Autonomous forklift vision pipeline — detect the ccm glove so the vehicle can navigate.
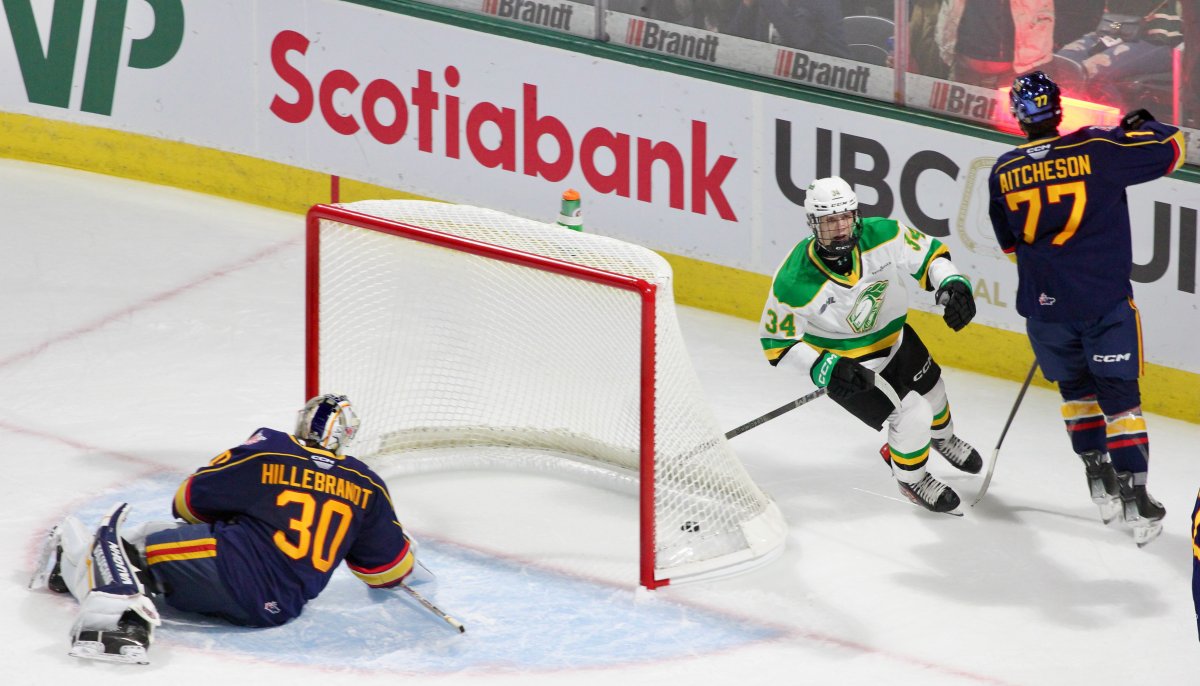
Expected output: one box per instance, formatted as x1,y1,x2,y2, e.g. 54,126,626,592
1120,108,1155,131
811,351,875,402
936,275,975,332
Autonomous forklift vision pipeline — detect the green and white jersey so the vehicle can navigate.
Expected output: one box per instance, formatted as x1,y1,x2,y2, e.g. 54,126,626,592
759,216,958,372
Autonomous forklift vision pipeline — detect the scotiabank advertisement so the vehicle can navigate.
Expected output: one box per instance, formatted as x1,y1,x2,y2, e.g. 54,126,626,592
0,0,1197,372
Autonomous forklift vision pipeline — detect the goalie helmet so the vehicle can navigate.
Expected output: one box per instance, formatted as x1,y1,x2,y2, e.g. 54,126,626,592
804,176,861,256
296,394,360,455
1009,70,1062,128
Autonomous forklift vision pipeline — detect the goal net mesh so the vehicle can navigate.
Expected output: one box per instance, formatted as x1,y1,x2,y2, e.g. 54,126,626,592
309,200,785,585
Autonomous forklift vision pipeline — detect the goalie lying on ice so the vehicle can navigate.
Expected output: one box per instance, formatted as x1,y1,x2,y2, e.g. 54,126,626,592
29,394,436,664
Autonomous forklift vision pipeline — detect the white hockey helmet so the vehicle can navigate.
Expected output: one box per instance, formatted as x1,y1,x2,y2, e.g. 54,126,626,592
804,176,861,255
296,394,360,455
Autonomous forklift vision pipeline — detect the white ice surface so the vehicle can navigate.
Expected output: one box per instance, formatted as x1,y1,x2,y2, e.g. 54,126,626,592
3,160,1199,686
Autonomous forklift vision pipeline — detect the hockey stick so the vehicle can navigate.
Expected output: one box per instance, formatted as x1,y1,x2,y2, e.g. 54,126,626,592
400,584,466,633
724,387,828,440
723,369,900,441
971,360,1038,507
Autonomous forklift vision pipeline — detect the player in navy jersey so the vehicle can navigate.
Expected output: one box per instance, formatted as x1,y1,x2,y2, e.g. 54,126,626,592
30,394,435,664
987,70,1184,546
1193,489,1200,640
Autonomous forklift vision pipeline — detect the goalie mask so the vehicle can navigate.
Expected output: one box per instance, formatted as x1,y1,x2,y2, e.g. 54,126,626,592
296,394,360,455
804,176,861,257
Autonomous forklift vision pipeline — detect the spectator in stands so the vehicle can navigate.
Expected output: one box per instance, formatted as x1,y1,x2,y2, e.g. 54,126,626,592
909,0,950,78
1054,0,1106,49
938,0,1055,89
1054,1,1182,115
609,0,731,30
1183,0,1200,127
724,0,851,58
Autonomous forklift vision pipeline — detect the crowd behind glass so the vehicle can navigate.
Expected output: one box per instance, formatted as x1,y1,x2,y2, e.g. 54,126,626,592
423,1,1197,143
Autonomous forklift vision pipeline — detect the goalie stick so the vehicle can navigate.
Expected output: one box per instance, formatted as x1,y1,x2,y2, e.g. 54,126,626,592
400,584,466,634
971,360,1038,507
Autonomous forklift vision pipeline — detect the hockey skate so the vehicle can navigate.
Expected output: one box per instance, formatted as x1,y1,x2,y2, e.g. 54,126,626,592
932,435,983,474
1079,450,1122,524
28,524,69,593
1116,471,1165,547
896,473,963,516
69,609,153,665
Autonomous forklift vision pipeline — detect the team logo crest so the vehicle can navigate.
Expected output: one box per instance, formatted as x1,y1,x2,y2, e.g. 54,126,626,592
847,282,888,333
240,430,267,446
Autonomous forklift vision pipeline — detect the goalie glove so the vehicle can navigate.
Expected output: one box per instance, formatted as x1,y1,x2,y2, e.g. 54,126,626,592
811,351,874,402
936,275,975,332
1120,108,1155,131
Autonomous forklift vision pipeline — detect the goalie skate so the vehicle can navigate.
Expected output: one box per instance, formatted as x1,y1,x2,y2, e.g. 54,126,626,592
69,610,152,665
1115,471,1165,548
1079,450,1121,524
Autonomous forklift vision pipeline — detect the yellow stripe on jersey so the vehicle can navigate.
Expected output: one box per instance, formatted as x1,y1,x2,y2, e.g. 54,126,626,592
764,345,791,362
1129,298,1145,376
889,443,930,467
1060,399,1102,420
1105,414,1147,437
349,547,415,587
807,329,902,360
172,476,205,524
145,538,217,564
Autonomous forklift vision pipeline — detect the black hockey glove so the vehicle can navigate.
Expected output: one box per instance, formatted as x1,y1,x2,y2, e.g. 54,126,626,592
936,275,975,332
1120,109,1155,131
811,352,874,402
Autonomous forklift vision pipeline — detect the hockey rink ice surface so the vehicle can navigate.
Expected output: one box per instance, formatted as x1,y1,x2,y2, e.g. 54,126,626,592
4,159,1199,685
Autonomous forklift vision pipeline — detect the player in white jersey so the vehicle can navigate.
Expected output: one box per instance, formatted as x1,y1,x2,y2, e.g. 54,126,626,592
759,177,980,513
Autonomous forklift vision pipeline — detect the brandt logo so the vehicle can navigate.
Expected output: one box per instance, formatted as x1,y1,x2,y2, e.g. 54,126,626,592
774,50,870,93
625,19,718,62
927,82,1001,121
482,0,574,30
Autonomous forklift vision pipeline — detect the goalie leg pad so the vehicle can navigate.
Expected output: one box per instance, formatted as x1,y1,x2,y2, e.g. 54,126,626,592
31,515,95,600
69,504,162,664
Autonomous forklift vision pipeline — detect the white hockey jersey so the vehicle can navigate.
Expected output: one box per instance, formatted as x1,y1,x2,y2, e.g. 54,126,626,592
759,216,960,375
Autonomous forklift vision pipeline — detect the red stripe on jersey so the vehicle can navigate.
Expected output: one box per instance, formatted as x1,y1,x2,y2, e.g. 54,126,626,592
1168,137,1182,173
1068,419,1106,431
1108,436,1149,449
347,539,411,575
146,541,217,560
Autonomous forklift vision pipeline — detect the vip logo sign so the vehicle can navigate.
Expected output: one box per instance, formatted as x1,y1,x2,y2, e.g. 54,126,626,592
4,0,184,115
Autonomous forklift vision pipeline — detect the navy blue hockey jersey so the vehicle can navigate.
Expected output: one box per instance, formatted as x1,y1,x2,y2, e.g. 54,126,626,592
987,121,1184,321
169,427,413,625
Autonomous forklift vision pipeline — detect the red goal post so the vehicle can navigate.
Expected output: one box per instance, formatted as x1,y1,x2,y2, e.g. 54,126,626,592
305,200,785,588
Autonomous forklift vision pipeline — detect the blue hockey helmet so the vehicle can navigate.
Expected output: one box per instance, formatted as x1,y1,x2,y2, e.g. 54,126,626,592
1009,70,1062,126
296,394,360,455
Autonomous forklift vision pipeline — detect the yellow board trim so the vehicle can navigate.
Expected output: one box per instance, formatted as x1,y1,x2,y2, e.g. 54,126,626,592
4,113,1197,424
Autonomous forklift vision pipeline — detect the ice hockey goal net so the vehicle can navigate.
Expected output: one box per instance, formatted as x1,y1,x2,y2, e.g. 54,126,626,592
306,200,785,587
